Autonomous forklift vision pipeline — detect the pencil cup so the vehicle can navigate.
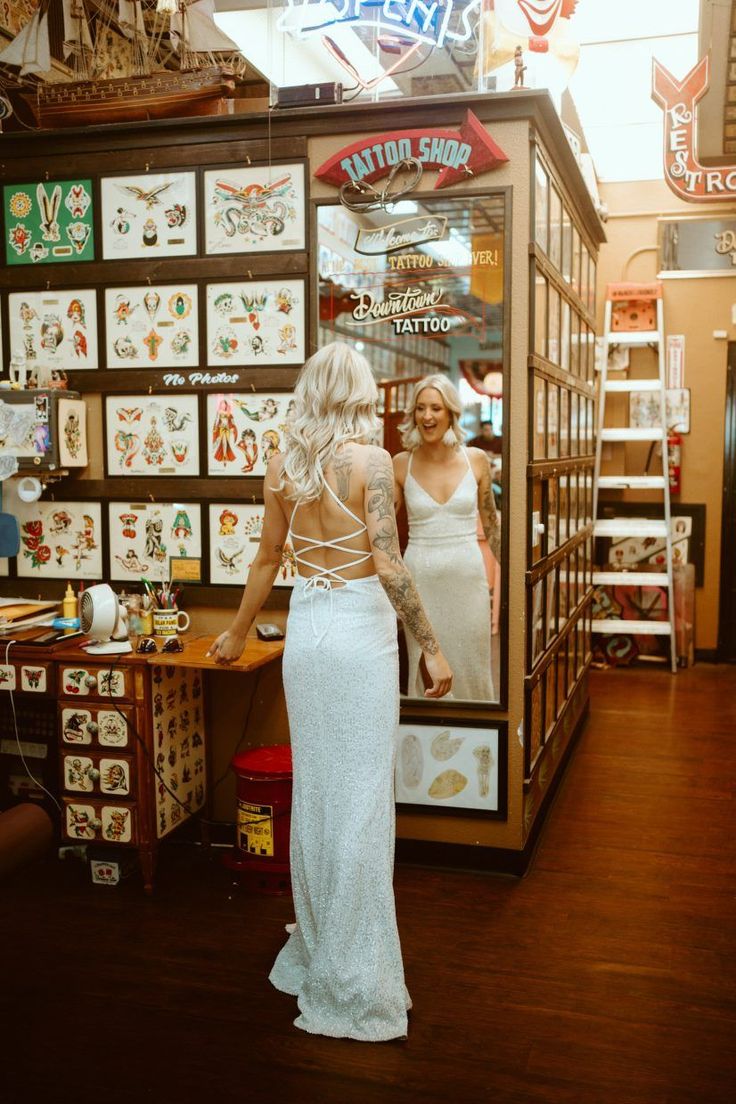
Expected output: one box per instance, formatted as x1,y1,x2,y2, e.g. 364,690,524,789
152,609,190,637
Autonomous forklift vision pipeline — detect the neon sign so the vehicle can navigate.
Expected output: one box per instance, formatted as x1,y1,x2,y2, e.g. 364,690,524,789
653,56,736,203
277,0,481,50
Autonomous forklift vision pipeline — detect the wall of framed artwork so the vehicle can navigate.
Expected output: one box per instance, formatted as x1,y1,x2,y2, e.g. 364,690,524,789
104,285,199,370
206,391,295,477
204,161,307,255
208,503,296,588
100,170,197,260
4,179,94,265
108,501,202,583
15,500,103,580
104,395,200,477
395,720,508,818
8,288,98,370
206,279,305,367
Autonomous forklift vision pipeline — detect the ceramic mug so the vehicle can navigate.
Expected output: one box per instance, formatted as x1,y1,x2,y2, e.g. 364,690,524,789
152,609,190,637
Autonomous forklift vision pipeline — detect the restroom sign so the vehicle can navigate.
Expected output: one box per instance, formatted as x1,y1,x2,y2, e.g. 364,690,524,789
314,111,508,190
653,55,736,202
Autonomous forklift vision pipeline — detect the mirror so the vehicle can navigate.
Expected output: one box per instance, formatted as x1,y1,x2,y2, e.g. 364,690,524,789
318,192,506,703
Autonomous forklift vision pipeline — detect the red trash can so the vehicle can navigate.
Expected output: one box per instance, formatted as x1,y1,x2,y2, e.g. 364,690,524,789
226,744,292,895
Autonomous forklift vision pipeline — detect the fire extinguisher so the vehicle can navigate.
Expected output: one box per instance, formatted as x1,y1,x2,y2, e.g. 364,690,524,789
667,429,682,494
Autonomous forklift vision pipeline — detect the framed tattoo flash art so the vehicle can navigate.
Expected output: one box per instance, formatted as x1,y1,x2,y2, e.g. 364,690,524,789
104,285,199,369
108,501,202,583
203,162,306,255
105,394,200,476
15,500,103,579
100,171,197,260
4,179,94,265
209,503,296,587
8,289,98,371
206,279,305,366
207,391,294,477
395,721,507,818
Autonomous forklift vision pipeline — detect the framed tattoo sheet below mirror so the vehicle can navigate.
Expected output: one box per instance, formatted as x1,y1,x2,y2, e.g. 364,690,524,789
395,721,507,816
209,503,296,588
105,395,200,477
4,179,94,265
207,391,294,477
206,280,305,366
104,285,199,369
8,288,98,371
204,162,306,255
108,502,202,583
15,500,103,579
100,171,197,260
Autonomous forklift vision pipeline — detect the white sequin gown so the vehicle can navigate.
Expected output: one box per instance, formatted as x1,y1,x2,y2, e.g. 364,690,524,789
403,448,494,701
269,483,411,1041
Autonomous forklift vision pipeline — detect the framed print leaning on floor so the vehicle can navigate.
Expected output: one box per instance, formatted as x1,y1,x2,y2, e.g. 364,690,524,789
395,719,507,818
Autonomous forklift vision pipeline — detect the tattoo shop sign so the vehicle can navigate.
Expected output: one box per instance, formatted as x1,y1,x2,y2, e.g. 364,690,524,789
314,111,508,191
344,281,482,335
653,55,736,202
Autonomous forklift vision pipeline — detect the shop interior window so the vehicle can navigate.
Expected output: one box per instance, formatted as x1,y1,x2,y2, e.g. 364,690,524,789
550,187,562,272
535,270,548,358
562,206,572,285
535,161,549,255
548,285,560,365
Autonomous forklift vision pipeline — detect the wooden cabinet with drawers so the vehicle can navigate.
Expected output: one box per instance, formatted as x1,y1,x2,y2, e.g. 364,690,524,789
54,645,207,892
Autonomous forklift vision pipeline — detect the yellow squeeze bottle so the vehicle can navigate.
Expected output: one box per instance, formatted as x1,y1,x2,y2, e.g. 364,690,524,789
62,582,77,620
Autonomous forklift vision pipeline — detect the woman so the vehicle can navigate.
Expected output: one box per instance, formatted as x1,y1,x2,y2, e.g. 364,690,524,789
208,343,452,1042
394,375,500,701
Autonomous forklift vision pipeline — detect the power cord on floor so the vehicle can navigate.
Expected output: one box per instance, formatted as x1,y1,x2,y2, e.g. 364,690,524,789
4,639,62,816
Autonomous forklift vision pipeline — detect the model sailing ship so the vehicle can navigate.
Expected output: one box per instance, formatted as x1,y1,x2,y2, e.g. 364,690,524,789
0,1,244,127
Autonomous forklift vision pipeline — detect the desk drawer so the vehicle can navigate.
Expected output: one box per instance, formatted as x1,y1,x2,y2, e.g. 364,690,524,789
63,797,137,845
0,662,55,696
59,664,132,701
61,751,135,799
60,702,134,749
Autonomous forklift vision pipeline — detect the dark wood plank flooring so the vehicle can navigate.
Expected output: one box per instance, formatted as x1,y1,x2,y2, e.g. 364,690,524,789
1,665,734,1104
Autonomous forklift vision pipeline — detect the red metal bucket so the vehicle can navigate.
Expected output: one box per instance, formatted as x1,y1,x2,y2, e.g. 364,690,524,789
226,744,292,895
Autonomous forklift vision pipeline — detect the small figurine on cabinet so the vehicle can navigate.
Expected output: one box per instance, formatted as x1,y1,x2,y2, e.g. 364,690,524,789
513,46,527,89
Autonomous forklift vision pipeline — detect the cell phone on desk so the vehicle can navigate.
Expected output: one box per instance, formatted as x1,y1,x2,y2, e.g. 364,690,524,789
256,623,284,641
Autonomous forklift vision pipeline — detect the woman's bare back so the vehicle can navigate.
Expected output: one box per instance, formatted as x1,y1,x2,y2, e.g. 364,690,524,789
277,443,376,583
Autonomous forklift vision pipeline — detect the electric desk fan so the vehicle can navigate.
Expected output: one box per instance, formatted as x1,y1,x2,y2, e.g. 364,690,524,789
80,584,132,655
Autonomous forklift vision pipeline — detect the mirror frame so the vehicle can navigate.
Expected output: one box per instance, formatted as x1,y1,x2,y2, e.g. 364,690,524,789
310,186,512,713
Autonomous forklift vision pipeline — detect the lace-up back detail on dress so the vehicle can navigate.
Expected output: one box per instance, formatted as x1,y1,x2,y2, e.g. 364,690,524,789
288,479,374,586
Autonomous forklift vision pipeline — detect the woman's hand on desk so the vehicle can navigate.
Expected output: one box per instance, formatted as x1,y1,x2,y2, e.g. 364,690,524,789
206,627,248,665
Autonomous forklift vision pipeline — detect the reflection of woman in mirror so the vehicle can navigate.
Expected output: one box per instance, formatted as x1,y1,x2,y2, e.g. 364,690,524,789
394,376,500,701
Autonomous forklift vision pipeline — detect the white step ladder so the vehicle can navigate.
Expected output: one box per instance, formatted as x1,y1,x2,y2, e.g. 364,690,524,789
592,281,677,672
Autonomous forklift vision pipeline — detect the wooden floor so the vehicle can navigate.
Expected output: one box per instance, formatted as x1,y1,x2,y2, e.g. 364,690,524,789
1,665,734,1103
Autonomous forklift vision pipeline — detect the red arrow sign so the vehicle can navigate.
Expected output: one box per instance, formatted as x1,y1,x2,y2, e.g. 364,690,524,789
652,55,736,202
314,111,509,191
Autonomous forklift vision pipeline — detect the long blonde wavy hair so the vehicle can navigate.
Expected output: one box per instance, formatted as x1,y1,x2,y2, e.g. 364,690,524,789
399,374,466,451
279,342,381,502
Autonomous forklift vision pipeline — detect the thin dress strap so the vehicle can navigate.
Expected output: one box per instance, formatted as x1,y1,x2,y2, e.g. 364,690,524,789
289,479,373,584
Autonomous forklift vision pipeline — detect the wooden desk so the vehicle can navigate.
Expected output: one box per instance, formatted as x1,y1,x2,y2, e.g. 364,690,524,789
0,633,284,891
148,633,284,673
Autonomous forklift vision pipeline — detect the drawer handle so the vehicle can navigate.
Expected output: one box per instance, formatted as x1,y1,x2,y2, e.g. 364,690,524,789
90,818,102,831
85,722,99,737
84,675,98,690
89,769,101,783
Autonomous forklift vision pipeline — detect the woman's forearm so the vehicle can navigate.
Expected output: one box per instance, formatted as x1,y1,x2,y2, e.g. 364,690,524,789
379,565,439,655
230,557,281,635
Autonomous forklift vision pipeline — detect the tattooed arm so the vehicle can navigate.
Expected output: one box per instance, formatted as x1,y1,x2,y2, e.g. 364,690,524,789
476,451,501,563
208,454,289,663
364,447,452,698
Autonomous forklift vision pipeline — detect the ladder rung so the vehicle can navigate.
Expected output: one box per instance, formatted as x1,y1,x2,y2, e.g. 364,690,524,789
593,572,670,587
594,519,669,538
597,476,666,489
604,379,664,392
601,428,665,442
607,331,660,347
591,619,673,635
